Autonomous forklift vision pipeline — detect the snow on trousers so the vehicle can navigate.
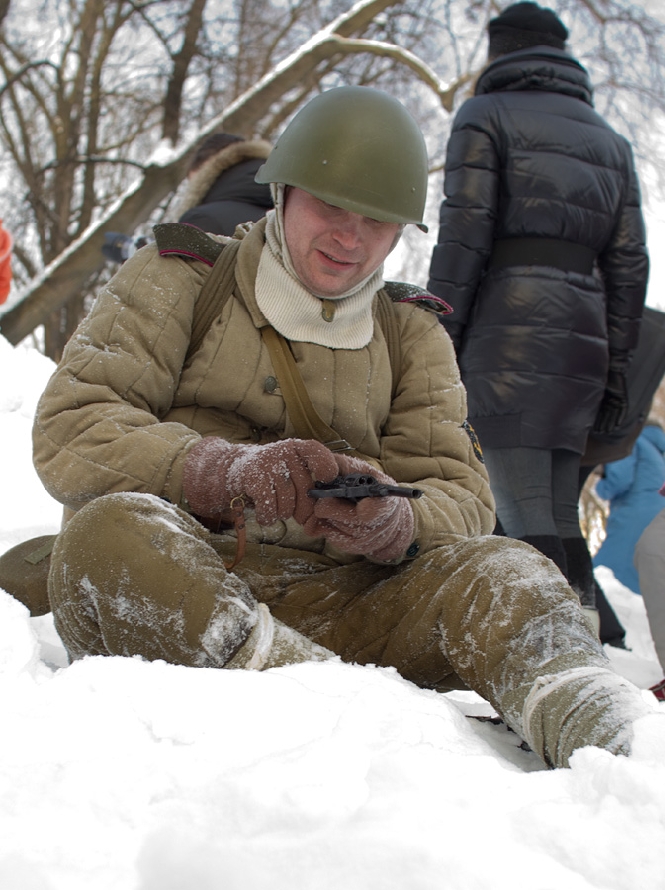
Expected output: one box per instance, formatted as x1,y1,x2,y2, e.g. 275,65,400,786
48,492,651,768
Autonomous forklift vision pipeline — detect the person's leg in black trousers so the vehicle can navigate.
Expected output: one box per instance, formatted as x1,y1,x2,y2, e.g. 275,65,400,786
576,465,627,648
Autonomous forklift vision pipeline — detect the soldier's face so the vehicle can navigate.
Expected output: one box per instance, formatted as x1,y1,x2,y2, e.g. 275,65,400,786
283,187,401,298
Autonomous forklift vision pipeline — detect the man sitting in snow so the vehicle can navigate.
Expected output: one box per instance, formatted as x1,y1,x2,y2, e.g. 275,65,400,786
32,86,656,769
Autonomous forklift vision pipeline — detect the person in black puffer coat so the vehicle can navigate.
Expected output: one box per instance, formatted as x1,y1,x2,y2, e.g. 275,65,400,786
427,2,649,636
176,133,273,235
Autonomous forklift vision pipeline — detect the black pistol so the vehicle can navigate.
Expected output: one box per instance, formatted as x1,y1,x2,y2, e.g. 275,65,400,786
309,473,423,504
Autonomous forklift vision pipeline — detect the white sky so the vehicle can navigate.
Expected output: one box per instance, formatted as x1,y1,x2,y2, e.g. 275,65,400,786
646,207,665,309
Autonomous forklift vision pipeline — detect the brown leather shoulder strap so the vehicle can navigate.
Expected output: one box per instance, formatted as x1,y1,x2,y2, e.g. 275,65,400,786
260,326,361,457
186,238,242,362
376,289,400,399
259,288,415,455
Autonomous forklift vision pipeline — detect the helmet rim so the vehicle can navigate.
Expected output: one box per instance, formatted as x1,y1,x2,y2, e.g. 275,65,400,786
255,86,428,231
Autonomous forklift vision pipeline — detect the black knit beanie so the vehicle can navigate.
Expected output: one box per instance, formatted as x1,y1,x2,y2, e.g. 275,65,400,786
488,2,568,57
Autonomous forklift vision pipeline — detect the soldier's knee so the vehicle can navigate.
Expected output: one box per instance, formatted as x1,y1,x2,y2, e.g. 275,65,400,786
57,492,150,550
57,492,206,557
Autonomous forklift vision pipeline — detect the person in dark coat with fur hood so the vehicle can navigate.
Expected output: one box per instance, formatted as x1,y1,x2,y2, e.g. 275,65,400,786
176,133,273,236
101,135,274,264
427,2,649,628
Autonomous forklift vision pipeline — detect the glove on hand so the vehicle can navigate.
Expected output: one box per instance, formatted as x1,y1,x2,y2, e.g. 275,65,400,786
302,454,415,562
594,365,629,435
183,437,339,526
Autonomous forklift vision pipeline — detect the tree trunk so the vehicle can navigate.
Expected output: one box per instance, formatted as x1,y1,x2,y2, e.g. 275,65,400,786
0,0,402,348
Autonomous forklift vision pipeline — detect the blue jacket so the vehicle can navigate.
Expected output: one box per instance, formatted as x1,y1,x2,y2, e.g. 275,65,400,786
593,424,665,593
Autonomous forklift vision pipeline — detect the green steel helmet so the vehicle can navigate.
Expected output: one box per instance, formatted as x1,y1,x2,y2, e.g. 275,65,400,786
255,86,429,231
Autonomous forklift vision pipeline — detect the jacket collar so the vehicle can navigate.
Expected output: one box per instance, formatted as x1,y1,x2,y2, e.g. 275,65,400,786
476,46,594,106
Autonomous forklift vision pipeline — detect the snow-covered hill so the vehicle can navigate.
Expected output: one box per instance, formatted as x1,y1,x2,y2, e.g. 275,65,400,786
0,333,663,890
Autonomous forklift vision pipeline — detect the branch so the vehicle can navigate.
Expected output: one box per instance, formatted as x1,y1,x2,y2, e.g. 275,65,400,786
161,0,208,144
0,0,412,345
0,59,58,98
40,155,149,173
325,35,473,112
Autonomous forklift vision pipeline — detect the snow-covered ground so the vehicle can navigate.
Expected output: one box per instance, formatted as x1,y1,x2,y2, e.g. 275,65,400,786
1,333,664,890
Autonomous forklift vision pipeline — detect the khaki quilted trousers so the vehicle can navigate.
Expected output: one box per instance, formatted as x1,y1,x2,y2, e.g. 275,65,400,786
48,492,651,767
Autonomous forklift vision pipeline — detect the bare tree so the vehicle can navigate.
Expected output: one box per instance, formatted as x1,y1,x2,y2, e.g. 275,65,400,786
0,0,449,350
0,0,215,356
0,0,664,356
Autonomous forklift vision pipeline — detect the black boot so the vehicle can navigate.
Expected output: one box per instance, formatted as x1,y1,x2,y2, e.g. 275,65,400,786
560,536,596,610
519,534,568,576
596,591,628,649
562,537,627,648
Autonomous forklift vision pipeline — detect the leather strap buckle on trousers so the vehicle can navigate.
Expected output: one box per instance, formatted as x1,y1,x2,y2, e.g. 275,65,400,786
324,438,354,453
194,495,247,570
489,238,596,275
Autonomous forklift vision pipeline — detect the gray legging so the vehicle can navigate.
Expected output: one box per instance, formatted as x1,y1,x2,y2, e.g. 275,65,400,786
634,509,665,671
482,446,582,539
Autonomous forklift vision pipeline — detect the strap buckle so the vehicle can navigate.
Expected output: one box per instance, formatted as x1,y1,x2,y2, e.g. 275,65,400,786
324,438,354,453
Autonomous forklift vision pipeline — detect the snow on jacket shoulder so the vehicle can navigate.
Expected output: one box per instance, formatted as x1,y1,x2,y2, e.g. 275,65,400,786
32,219,495,554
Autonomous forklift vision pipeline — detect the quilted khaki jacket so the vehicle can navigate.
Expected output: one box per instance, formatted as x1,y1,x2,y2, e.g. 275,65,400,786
33,219,495,557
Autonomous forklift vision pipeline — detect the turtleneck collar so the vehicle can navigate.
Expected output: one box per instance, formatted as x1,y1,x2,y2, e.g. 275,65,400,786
253,185,385,349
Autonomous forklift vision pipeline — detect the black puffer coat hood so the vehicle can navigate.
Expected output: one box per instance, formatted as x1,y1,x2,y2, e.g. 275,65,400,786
427,46,649,453
477,46,592,103
176,139,273,236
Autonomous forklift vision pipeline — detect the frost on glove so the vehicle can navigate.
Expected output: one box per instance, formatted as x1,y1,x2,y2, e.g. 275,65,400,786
183,437,339,526
302,454,415,562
